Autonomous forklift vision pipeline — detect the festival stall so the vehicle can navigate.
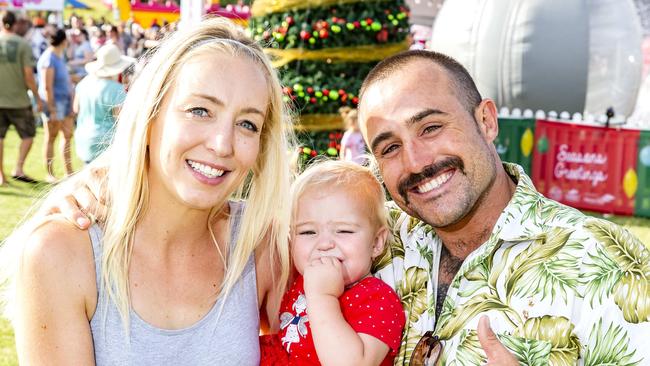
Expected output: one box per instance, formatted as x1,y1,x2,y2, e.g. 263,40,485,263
112,0,250,27
0,0,64,18
496,116,650,218
0,0,63,10
63,0,112,22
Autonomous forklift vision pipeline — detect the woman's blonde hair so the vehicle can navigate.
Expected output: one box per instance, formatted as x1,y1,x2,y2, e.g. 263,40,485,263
1,17,295,329
290,160,387,232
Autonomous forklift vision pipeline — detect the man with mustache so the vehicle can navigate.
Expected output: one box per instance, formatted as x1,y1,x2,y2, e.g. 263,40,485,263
359,50,650,365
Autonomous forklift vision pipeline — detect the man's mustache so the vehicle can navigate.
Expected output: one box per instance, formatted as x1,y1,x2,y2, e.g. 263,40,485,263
397,157,464,203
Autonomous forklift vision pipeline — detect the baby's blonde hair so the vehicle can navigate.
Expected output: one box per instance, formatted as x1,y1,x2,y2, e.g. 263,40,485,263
290,160,387,232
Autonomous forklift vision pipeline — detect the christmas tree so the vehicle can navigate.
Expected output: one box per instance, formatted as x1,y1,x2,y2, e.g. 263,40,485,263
249,0,410,162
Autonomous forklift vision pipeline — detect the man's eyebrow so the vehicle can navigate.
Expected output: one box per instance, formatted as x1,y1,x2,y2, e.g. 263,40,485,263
370,131,395,154
405,108,446,127
370,109,446,153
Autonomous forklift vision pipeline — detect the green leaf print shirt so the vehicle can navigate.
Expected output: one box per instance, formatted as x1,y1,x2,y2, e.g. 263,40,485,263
372,163,650,365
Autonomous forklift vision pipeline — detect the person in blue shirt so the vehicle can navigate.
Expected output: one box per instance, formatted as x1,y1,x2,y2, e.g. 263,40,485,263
73,44,134,164
37,28,73,182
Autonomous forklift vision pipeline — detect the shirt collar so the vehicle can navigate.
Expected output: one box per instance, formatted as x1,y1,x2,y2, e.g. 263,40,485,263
450,163,547,282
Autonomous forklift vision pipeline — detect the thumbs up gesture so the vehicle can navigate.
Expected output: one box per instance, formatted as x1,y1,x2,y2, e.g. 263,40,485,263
477,316,519,366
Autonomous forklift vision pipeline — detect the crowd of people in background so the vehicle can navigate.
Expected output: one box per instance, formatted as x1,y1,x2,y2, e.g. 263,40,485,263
0,9,173,186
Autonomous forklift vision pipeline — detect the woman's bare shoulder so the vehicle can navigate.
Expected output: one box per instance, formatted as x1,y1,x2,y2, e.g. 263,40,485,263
21,217,97,292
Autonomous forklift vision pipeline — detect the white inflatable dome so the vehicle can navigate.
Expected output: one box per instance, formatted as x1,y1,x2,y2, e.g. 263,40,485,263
430,0,643,116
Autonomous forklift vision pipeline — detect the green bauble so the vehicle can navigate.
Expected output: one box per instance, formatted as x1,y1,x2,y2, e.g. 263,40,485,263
537,136,549,154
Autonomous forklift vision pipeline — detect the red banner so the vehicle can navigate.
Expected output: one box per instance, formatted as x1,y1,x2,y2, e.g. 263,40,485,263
532,120,640,215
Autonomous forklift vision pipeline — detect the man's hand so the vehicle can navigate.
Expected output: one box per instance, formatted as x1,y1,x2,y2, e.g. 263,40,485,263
478,316,519,366
303,256,345,298
41,167,108,229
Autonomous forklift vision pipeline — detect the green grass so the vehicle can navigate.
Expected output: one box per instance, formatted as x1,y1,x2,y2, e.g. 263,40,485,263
0,127,649,364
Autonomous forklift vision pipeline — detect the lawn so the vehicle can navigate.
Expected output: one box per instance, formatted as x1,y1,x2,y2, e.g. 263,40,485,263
0,127,649,364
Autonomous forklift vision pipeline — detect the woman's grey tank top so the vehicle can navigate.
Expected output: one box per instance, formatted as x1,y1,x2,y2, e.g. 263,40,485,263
88,201,260,365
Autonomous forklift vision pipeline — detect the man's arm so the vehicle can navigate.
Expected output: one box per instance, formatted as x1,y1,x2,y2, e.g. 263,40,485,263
573,218,650,364
22,66,41,111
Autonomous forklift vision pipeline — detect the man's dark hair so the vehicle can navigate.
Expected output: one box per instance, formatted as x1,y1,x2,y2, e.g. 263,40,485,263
360,50,483,117
1,10,16,30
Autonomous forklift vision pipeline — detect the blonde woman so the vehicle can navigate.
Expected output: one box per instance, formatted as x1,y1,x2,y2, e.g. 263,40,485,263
1,18,293,364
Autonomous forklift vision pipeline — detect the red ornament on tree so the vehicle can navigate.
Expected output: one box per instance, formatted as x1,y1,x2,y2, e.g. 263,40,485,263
319,29,329,39
307,87,314,94
376,29,389,43
352,96,359,105
322,89,330,96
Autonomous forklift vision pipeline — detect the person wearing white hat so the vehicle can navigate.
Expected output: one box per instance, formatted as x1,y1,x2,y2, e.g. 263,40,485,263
73,44,134,164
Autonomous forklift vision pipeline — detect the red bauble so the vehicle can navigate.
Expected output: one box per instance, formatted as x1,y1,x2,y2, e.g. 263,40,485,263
329,141,336,148
322,89,330,96
366,18,373,25
310,97,317,104
376,29,388,43
286,16,294,25
310,150,318,157
353,21,361,28
352,96,359,105
283,86,292,94
341,94,348,102
307,87,314,94
300,30,311,40
338,89,345,95
319,29,329,39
